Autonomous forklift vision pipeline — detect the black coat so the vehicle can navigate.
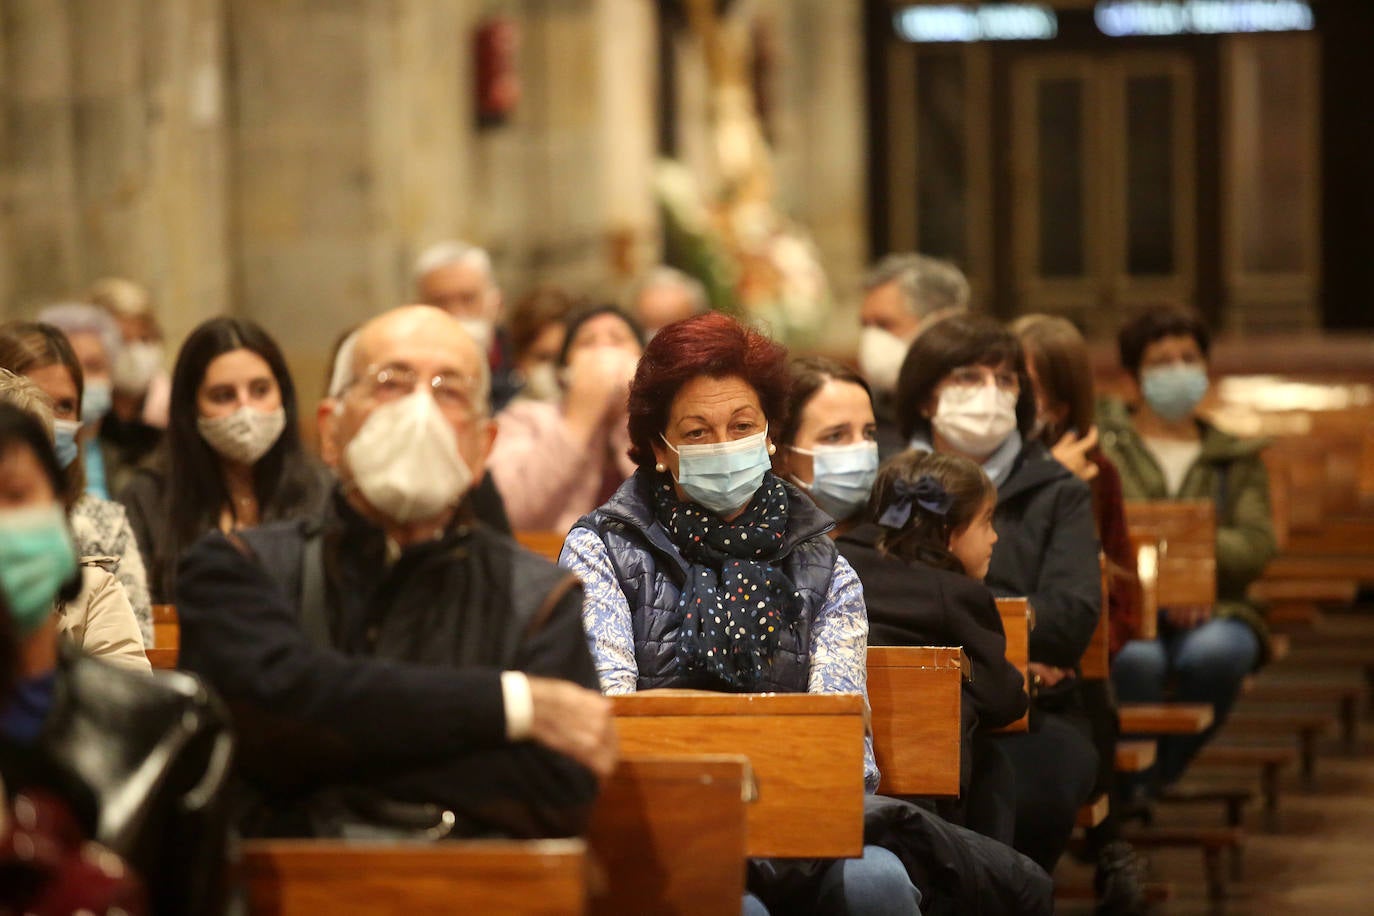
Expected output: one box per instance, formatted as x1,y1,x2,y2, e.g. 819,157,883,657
174,490,600,839
985,443,1101,671
837,524,1027,731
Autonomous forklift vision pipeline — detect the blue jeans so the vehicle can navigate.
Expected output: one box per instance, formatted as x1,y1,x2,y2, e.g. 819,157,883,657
1111,617,1260,787
742,844,922,915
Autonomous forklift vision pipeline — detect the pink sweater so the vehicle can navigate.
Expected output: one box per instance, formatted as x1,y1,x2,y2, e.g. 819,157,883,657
488,399,636,535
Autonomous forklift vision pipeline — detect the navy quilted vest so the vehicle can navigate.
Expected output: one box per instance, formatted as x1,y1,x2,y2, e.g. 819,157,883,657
573,472,839,693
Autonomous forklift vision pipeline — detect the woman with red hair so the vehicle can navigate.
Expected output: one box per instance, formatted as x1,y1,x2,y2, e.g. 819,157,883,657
560,314,1049,915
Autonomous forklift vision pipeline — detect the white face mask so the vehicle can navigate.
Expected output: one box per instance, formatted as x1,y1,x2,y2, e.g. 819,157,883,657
457,317,495,354
932,385,1018,459
197,406,286,465
344,390,474,524
521,362,562,403
858,327,911,395
112,341,165,395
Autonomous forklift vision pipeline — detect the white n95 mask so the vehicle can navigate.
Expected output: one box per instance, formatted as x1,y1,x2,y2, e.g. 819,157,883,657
344,390,474,523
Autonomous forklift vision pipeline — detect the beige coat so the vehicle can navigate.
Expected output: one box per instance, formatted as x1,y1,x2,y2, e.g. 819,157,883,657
56,558,152,675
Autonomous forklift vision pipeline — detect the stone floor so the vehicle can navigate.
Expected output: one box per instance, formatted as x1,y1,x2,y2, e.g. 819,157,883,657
1057,612,1374,914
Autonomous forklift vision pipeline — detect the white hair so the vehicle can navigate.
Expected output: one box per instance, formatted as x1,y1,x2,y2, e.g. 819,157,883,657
36,301,123,362
411,241,495,289
327,330,360,400
326,321,492,416
633,266,709,315
862,254,970,319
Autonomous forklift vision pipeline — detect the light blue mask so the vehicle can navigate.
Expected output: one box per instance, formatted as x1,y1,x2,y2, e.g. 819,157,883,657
662,429,772,517
0,504,78,636
53,419,80,469
791,441,879,521
1141,363,1208,422
81,379,113,425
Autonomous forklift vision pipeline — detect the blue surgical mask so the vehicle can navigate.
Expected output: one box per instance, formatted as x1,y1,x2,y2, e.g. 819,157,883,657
0,504,78,636
53,419,81,469
662,428,772,517
81,379,113,425
790,441,879,521
1141,363,1208,422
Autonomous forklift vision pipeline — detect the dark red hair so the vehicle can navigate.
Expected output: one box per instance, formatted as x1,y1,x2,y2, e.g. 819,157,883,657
627,313,791,467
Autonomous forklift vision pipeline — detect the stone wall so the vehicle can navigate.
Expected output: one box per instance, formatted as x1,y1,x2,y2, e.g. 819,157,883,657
0,0,868,380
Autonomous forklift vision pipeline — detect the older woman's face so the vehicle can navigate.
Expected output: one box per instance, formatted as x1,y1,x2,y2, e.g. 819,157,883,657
926,361,1019,417
67,332,111,386
652,374,769,491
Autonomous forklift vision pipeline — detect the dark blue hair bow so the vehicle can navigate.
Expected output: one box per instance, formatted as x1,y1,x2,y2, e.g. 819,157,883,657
877,475,953,529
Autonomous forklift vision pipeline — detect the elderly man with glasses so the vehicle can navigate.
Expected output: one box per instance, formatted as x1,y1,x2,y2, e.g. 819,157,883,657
176,305,616,841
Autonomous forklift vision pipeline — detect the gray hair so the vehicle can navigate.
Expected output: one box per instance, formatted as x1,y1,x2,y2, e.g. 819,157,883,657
327,322,492,416
0,368,55,437
632,266,709,315
863,254,970,319
411,240,496,289
36,301,123,362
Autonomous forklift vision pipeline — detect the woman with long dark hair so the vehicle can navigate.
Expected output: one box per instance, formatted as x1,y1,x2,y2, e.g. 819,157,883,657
119,317,328,603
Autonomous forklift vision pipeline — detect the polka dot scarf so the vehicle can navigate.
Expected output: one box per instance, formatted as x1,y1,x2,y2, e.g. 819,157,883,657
653,471,803,689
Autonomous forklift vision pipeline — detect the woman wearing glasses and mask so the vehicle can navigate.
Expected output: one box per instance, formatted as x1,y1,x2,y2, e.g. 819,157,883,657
119,317,329,604
894,315,1101,877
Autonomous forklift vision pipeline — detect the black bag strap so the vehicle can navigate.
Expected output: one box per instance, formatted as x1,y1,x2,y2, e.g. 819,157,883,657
299,531,331,649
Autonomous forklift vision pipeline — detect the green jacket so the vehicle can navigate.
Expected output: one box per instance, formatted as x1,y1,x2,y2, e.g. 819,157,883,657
1098,399,1277,655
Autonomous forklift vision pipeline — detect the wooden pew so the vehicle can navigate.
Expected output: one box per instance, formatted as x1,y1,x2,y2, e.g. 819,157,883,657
611,691,865,858
148,604,179,669
993,598,1032,734
241,838,588,915
516,530,567,563
1124,501,1217,610
866,646,965,797
587,756,749,915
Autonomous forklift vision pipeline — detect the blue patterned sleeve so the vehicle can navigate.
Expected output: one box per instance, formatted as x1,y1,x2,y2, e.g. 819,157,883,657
808,554,880,793
559,527,639,695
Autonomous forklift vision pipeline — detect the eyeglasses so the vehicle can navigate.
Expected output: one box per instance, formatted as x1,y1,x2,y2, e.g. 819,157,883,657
947,365,1020,393
351,363,482,417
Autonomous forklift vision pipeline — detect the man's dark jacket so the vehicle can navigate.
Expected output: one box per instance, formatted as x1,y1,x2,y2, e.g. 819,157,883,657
174,489,600,839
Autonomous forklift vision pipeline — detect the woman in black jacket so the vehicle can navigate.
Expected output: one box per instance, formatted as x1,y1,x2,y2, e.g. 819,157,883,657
893,315,1100,875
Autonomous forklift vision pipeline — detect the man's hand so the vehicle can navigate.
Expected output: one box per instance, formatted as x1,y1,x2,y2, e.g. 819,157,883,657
527,676,618,778
1051,426,1100,483
1163,605,1212,630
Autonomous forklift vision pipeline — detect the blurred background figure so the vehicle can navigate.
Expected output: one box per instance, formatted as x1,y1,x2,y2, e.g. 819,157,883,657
507,286,586,404
860,254,970,457
412,241,519,411
0,326,156,646
87,277,171,431
629,266,710,339
488,306,643,533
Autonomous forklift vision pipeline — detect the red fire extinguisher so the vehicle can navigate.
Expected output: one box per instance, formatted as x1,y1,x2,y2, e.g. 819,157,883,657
475,15,520,127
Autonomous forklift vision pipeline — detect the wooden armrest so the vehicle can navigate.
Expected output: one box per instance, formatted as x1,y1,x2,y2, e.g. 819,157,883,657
993,598,1032,733
866,646,964,797
241,839,588,915
588,756,749,915
611,692,865,858
1119,703,1216,735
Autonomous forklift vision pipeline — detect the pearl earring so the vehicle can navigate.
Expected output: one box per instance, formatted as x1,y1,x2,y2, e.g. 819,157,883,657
767,443,776,456
655,462,667,473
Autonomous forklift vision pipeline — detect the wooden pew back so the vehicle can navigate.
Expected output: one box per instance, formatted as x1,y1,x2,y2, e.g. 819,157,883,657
149,604,179,669
1124,500,1217,608
241,839,588,915
611,691,865,858
1079,554,1111,681
588,756,749,915
866,646,965,797
993,598,1032,733
1130,533,1161,640
516,530,567,563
